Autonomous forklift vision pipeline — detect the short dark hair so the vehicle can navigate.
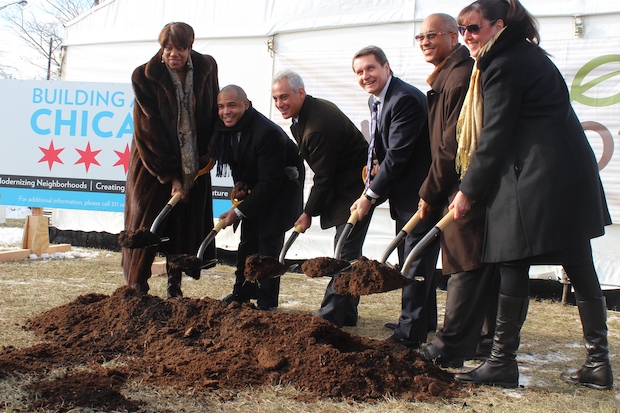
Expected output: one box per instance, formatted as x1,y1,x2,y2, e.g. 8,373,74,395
220,84,248,101
352,45,393,75
158,22,195,50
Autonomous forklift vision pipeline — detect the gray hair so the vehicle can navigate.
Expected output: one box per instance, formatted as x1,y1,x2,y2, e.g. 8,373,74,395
273,70,305,92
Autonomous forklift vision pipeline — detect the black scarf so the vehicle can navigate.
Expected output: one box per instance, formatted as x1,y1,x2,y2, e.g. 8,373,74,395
211,103,255,177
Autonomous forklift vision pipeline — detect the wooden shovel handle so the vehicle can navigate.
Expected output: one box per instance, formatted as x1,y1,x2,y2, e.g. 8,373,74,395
402,210,422,234
437,209,455,231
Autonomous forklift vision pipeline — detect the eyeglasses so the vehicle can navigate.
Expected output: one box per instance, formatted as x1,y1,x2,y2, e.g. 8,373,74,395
414,31,450,42
458,20,497,35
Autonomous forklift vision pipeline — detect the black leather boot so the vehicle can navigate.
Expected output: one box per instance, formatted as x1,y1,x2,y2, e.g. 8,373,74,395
167,267,183,298
560,296,613,390
455,294,529,388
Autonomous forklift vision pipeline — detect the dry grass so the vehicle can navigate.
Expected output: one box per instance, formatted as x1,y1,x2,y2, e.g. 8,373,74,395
0,222,619,412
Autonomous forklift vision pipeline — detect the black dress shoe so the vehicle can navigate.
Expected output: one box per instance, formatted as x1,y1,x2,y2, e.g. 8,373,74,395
384,321,398,330
221,294,249,304
386,334,421,348
343,318,358,327
418,343,464,368
258,306,277,311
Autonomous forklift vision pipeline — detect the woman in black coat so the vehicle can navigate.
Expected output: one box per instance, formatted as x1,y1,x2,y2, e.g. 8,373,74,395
450,0,612,390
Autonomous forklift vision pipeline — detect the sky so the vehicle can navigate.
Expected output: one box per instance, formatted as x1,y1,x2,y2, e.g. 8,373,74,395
0,0,62,79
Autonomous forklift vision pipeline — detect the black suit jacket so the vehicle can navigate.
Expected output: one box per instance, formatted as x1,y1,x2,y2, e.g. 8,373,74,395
369,77,438,233
223,108,304,237
292,95,368,229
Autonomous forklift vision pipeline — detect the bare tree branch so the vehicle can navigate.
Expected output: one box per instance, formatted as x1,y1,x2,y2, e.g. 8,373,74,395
1,0,103,79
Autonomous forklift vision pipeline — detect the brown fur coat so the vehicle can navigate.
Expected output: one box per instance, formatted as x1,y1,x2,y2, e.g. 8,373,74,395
122,50,219,289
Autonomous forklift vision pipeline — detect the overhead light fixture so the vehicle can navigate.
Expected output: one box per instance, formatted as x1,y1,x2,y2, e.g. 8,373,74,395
574,15,584,38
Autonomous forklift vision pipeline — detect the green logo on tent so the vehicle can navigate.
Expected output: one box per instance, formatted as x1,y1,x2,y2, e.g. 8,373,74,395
571,54,620,107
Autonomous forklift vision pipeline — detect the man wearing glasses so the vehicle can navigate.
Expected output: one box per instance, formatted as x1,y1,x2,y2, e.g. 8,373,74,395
414,13,499,367
351,45,441,348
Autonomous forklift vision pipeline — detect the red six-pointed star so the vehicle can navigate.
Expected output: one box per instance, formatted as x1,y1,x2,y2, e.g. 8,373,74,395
38,140,65,170
75,142,102,172
113,144,130,174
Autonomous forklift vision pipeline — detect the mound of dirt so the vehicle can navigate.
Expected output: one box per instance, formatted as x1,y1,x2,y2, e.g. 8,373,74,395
301,257,351,278
0,286,464,410
334,256,413,296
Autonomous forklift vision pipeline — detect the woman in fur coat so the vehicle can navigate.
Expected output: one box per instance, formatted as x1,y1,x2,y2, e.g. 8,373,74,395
122,22,219,298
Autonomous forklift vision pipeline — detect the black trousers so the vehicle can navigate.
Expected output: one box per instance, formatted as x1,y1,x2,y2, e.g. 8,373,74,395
431,265,500,358
393,214,441,344
232,218,285,309
315,209,374,327
499,240,603,301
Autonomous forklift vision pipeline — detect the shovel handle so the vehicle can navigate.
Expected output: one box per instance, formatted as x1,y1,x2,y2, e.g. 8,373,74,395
149,192,182,233
401,210,454,276
279,227,303,264
437,209,455,230
197,218,227,259
149,166,212,234
294,224,305,234
213,218,227,232
402,210,422,234
347,209,359,225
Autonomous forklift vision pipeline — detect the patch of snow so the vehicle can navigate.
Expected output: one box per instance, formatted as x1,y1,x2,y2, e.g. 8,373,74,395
5,206,31,219
0,228,24,246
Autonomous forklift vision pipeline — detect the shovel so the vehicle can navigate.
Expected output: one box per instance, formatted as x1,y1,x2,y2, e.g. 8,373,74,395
331,210,454,296
400,209,454,277
243,224,305,282
278,224,304,264
334,210,359,260
167,193,247,272
379,210,421,263
119,161,214,249
301,209,361,278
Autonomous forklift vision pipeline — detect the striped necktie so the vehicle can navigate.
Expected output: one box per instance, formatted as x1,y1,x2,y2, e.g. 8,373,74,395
365,98,380,188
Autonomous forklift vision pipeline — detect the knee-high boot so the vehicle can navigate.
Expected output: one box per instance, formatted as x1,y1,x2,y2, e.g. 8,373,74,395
560,296,613,390
166,262,183,299
455,294,529,388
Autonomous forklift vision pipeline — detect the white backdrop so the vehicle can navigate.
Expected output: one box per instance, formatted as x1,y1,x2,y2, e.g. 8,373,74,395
38,0,620,286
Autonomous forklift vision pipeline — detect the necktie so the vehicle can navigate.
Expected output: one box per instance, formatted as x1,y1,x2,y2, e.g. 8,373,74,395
365,98,379,188
291,119,299,139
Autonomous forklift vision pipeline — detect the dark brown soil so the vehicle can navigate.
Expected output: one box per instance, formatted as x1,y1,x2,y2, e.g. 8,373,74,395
167,255,217,276
301,257,352,278
0,286,465,411
118,228,161,248
244,254,287,281
334,256,414,296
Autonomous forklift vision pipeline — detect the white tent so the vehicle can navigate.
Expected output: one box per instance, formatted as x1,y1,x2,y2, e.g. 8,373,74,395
57,0,620,287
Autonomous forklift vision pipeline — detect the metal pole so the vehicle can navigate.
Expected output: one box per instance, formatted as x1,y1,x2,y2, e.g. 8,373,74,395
47,37,52,80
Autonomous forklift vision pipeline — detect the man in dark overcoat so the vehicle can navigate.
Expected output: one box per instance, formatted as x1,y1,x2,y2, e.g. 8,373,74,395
215,85,304,310
272,70,371,327
415,13,498,367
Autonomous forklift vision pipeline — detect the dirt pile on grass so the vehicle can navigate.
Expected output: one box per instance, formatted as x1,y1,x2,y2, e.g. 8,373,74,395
334,256,414,296
0,286,464,410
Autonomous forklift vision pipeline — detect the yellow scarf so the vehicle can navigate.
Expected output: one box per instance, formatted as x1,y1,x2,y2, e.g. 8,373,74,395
455,27,507,179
